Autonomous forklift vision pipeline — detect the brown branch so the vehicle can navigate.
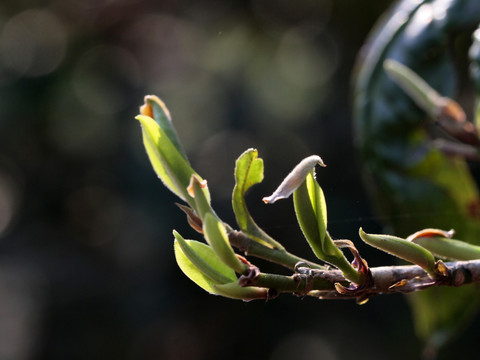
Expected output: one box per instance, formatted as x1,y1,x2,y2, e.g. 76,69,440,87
299,260,480,301
243,260,480,302
228,229,480,301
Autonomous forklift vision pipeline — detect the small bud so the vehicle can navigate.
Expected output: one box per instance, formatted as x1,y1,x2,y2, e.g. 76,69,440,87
434,260,449,278
175,203,203,233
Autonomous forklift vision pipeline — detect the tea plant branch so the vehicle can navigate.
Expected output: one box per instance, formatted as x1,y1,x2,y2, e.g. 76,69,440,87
136,94,480,303
228,259,480,301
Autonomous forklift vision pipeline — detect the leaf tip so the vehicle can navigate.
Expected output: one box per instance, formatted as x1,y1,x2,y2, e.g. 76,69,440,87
187,175,208,197
358,227,366,238
262,195,276,204
140,94,171,119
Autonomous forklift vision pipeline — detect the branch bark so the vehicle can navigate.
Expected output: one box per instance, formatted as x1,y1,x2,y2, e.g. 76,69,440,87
228,229,480,301
246,260,480,301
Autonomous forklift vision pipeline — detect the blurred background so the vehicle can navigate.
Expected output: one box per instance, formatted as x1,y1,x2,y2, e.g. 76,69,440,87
0,0,479,359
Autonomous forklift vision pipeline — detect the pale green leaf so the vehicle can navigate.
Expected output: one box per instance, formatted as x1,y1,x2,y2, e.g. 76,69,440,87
174,236,237,294
136,114,197,202
142,95,188,159
203,213,248,274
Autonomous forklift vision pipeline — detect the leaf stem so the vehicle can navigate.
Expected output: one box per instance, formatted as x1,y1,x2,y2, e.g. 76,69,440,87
253,272,341,293
227,230,327,270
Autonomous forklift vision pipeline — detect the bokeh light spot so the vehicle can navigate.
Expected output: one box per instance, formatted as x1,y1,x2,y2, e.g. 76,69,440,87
0,170,20,236
269,332,338,360
72,45,140,115
276,27,338,89
0,9,67,78
47,85,117,157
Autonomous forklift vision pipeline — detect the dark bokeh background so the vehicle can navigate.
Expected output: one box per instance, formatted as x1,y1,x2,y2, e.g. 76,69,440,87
0,1,478,359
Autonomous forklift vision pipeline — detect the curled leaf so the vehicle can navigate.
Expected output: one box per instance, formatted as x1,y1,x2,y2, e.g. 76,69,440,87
293,171,361,283
263,155,326,204
359,228,437,277
232,149,284,249
293,170,328,254
187,174,212,219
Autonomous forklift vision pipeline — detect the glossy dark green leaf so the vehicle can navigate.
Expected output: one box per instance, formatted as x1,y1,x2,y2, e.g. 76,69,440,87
353,0,480,350
384,59,478,146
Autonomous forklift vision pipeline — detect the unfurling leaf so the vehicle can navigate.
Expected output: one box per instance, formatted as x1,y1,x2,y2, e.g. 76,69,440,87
293,171,361,283
263,155,325,204
263,156,360,283
293,170,328,254
232,149,284,249
359,228,437,277
203,213,249,274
